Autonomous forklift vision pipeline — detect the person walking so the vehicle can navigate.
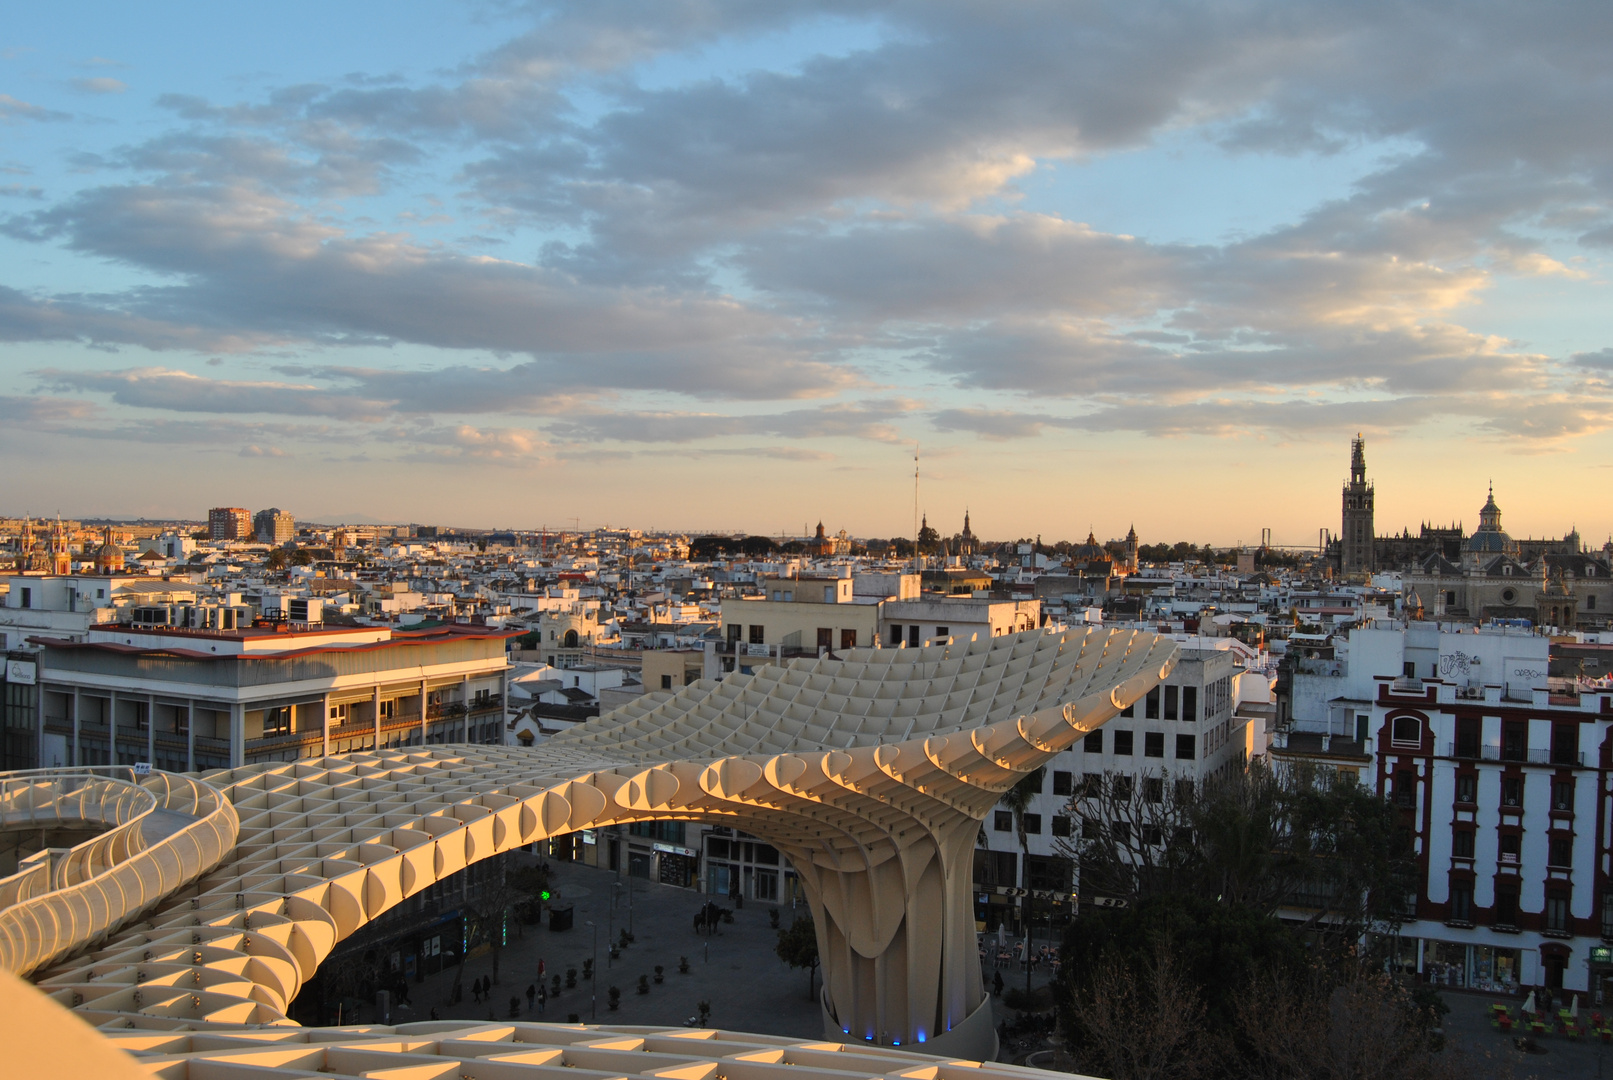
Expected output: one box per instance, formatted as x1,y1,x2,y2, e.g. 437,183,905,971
526,983,536,1012
537,985,547,1014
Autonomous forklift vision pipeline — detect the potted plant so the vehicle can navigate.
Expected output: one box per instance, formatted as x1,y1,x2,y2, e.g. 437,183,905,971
607,987,621,1011
769,909,780,929
637,974,650,995
618,929,630,951
550,974,562,998
582,959,593,981
696,1000,711,1026
654,965,664,984
678,956,690,974
565,967,577,989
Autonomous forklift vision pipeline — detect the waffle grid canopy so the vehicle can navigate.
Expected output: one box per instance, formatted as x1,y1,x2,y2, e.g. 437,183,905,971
3,626,1175,1062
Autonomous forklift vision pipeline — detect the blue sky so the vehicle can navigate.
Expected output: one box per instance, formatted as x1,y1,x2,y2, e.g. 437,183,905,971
4,1,1612,544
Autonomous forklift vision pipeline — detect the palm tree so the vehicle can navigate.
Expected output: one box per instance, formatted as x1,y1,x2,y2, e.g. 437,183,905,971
997,767,1045,935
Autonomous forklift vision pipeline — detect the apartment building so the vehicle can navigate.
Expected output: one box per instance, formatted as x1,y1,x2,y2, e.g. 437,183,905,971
208,507,251,541
973,647,1246,929
1273,624,1613,998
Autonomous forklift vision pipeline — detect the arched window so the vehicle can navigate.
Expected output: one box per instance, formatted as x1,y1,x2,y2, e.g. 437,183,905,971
563,629,579,647
1391,715,1421,746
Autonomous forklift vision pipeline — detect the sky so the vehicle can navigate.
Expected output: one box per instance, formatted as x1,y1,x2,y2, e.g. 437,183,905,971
3,1,1613,546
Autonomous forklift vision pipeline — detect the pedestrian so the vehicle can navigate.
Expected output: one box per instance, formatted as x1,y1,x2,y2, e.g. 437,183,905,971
430,1007,438,1021
473,975,484,1003
538,958,546,979
992,971,1003,997
526,983,536,1011
538,986,547,1013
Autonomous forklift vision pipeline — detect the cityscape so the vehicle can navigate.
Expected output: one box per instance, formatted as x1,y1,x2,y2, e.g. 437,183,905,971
5,4,1613,1080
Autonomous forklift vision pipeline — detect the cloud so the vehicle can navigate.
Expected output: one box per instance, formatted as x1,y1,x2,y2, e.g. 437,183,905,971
4,0,1613,460
0,94,69,123
239,444,289,457
71,77,127,95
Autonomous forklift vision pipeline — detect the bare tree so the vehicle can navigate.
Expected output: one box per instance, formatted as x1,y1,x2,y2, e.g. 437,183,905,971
1067,938,1220,1080
1237,966,1465,1080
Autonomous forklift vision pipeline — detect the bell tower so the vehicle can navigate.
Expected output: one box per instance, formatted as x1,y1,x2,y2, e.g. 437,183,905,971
1341,435,1375,574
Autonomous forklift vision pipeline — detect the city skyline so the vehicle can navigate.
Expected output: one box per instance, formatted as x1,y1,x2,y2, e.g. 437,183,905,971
4,3,1612,542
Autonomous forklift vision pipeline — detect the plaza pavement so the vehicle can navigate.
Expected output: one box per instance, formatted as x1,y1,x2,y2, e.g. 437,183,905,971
394,857,827,1038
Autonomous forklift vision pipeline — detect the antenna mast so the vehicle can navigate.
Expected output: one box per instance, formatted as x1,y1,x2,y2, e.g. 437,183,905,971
913,443,920,574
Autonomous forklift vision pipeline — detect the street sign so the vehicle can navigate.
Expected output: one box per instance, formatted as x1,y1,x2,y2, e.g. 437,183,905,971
133,762,153,777
1091,896,1128,909
1591,945,1613,965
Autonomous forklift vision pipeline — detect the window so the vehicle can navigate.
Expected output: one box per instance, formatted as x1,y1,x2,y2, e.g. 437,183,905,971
1552,779,1573,812
840,629,857,650
1144,731,1164,758
823,586,835,603
748,624,764,645
1114,730,1134,755
818,627,832,649
994,810,1012,832
889,625,902,646
1022,769,1044,794
726,624,741,644
1546,892,1570,933
1112,821,1131,844
1081,818,1099,840
329,702,349,724
1176,734,1196,760
1112,775,1134,800
1495,882,1519,927
262,706,292,737
1181,686,1198,722
1142,824,1163,846
1551,724,1579,766
1549,834,1573,868
1502,776,1523,807
909,625,920,648
1455,773,1476,804
1121,700,1135,718
1502,721,1526,762
1051,815,1071,838
1394,769,1417,807
661,674,673,689
1391,715,1421,746
1145,687,1160,719
1455,717,1480,759
1022,814,1042,835
1499,833,1520,863
1589,595,1598,610
1084,730,1103,753
1175,779,1195,804
1449,882,1473,922
1451,829,1474,858
936,626,949,639
1052,771,1073,797
1081,773,1103,797
19,587,30,609
1403,660,1416,679
1144,777,1164,803
1164,685,1179,721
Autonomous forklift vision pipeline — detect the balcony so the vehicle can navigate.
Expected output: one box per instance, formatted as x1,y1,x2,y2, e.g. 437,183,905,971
1440,742,1583,767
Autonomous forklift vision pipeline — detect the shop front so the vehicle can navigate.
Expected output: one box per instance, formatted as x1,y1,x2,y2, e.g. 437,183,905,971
1420,939,1521,993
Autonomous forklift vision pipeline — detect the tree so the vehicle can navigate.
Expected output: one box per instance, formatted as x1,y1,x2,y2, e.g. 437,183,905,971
1065,938,1219,1080
916,521,941,554
290,548,313,567
265,548,288,571
998,767,1045,889
775,914,820,1000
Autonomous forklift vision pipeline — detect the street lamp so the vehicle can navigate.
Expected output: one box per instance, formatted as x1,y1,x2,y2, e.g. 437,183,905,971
585,920,598,1020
